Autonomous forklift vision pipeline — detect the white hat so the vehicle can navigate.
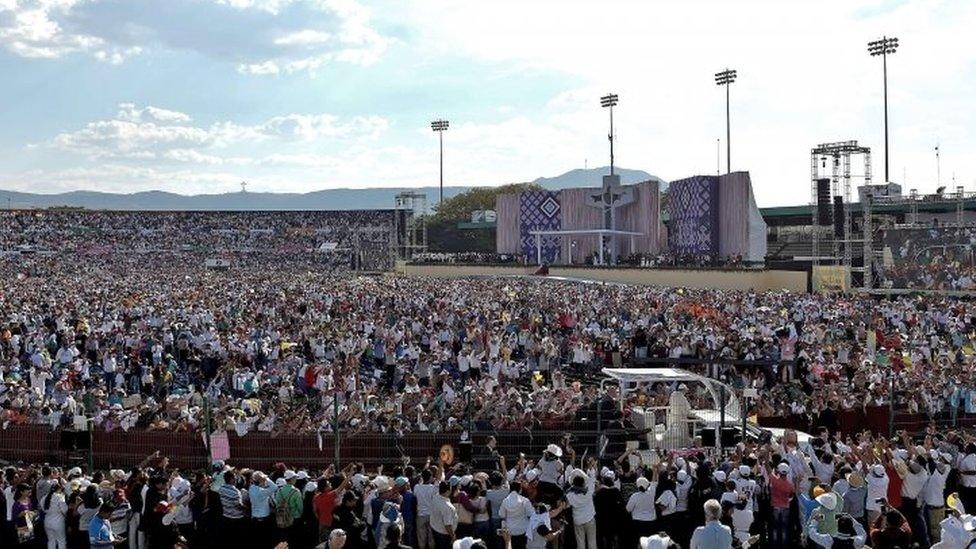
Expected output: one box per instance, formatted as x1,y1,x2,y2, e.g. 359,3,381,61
636,477,651,490
283,470,296,481
776,463,790,474
816,492,838,511
872,464,885,477
738,465,750,476
67,467,82,478
524,469,540,482
373,475,392,492
895,449,908,460
570,469,587,481
545,444,563,457
640,534,672,549
296,471,309,480
352,473,368,489
676,470,689,482
714,470,727,482
453,537,482,549
275,478,286,487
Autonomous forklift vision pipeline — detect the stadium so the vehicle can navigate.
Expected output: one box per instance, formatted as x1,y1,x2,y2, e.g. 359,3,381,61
2,166,976,549
2,2,976,548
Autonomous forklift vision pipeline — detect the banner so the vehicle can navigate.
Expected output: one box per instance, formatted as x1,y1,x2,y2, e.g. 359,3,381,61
210,431,230,461
812,265,850,293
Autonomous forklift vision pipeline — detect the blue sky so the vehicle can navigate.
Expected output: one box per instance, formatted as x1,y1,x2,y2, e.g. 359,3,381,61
0,0,973,205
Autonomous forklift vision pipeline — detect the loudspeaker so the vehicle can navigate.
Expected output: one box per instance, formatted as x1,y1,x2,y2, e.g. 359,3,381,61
833,196,845,238
458,441,472,463
60,430,91,451
816,179,831,225
700,426,741,447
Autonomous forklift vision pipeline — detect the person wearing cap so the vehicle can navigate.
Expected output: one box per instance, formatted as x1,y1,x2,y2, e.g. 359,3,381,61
565,466,597,549
808,512,867,548
536,444,564,506
864,461,889,525
394,476,418,549
768,461,796,548
843,471,867,527
626,467,660,543
89,502,120,548
689,499,732,549
274,470,304,546
249,470,279,547
934,493,975,549
593,468,624,549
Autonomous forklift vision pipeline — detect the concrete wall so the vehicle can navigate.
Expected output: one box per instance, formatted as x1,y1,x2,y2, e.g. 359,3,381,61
400,264,808,292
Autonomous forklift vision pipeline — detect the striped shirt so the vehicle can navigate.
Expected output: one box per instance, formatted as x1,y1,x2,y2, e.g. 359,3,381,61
219,483,246,519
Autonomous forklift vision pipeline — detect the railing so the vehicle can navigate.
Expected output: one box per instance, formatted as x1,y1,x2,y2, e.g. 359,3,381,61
6,406,974,471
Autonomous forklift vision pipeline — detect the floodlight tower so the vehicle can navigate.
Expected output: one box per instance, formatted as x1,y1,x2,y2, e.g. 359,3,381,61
868,36,899,182
714,68,737,174
431,119,449,204
600,94,618,175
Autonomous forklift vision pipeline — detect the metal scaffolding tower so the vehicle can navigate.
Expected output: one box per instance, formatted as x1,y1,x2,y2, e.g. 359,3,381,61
394,191,428,258
810,141,872,287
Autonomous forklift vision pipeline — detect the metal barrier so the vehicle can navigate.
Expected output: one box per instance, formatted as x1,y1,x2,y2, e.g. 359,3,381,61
4,408,975,470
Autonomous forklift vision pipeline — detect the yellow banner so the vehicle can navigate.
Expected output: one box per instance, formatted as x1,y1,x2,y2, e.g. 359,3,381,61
812,265,850,293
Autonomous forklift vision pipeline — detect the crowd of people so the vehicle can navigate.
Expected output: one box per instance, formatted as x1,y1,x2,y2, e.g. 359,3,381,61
2,428,976,548
0,210,397,270
3,210,976,548
2,249,976,439
879,226,976,292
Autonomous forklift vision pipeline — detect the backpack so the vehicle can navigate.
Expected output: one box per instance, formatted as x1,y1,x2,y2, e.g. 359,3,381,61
275,488,297,528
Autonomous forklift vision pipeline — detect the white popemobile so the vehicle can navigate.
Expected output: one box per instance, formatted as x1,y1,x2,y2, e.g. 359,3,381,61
600,367,813,452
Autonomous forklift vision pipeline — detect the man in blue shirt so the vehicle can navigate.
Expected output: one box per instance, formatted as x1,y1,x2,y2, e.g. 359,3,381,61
690,499,732,549
90,502,121,548
249,471,278,548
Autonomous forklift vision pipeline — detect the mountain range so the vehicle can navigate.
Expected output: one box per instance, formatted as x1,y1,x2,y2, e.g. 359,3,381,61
0,167,665,211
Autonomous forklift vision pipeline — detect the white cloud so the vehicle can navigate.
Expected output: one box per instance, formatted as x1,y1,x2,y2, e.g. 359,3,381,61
37,103,391,180
274,29,331,46
395,0,976,205
0,0,387,73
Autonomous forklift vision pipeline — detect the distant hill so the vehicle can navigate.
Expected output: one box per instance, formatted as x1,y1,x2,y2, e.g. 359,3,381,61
0,167,666,211
533,166,667,191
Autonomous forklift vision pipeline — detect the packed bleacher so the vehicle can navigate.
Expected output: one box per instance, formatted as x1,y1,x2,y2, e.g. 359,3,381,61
2,212,976,548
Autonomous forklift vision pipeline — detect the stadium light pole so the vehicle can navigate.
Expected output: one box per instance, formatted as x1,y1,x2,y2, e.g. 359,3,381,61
431,119,449,204
868,36,898,183
600,94,618,175
714,68,737,174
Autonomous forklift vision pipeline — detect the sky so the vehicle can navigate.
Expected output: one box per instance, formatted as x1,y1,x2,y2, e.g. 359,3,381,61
0,0,972,206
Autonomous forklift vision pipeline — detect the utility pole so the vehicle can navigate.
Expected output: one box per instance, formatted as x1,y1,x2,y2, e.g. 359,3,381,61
714,69,737,174
868,36,899,182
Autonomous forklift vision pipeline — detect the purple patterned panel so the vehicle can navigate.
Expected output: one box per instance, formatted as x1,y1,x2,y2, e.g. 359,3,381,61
667,175,719,257
519,191,562,262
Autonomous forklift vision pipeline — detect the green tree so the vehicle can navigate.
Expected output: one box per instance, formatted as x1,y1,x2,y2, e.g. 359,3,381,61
426,182,541,252
431,182,541,222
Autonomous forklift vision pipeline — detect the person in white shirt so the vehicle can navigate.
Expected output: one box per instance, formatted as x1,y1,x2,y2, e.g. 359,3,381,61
865,463,889,524
564,469,597,549
626,468,660,538
924,451,953,544
899,445,931,547
959,443,976,514
43,481,69,549
414,469,439,549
